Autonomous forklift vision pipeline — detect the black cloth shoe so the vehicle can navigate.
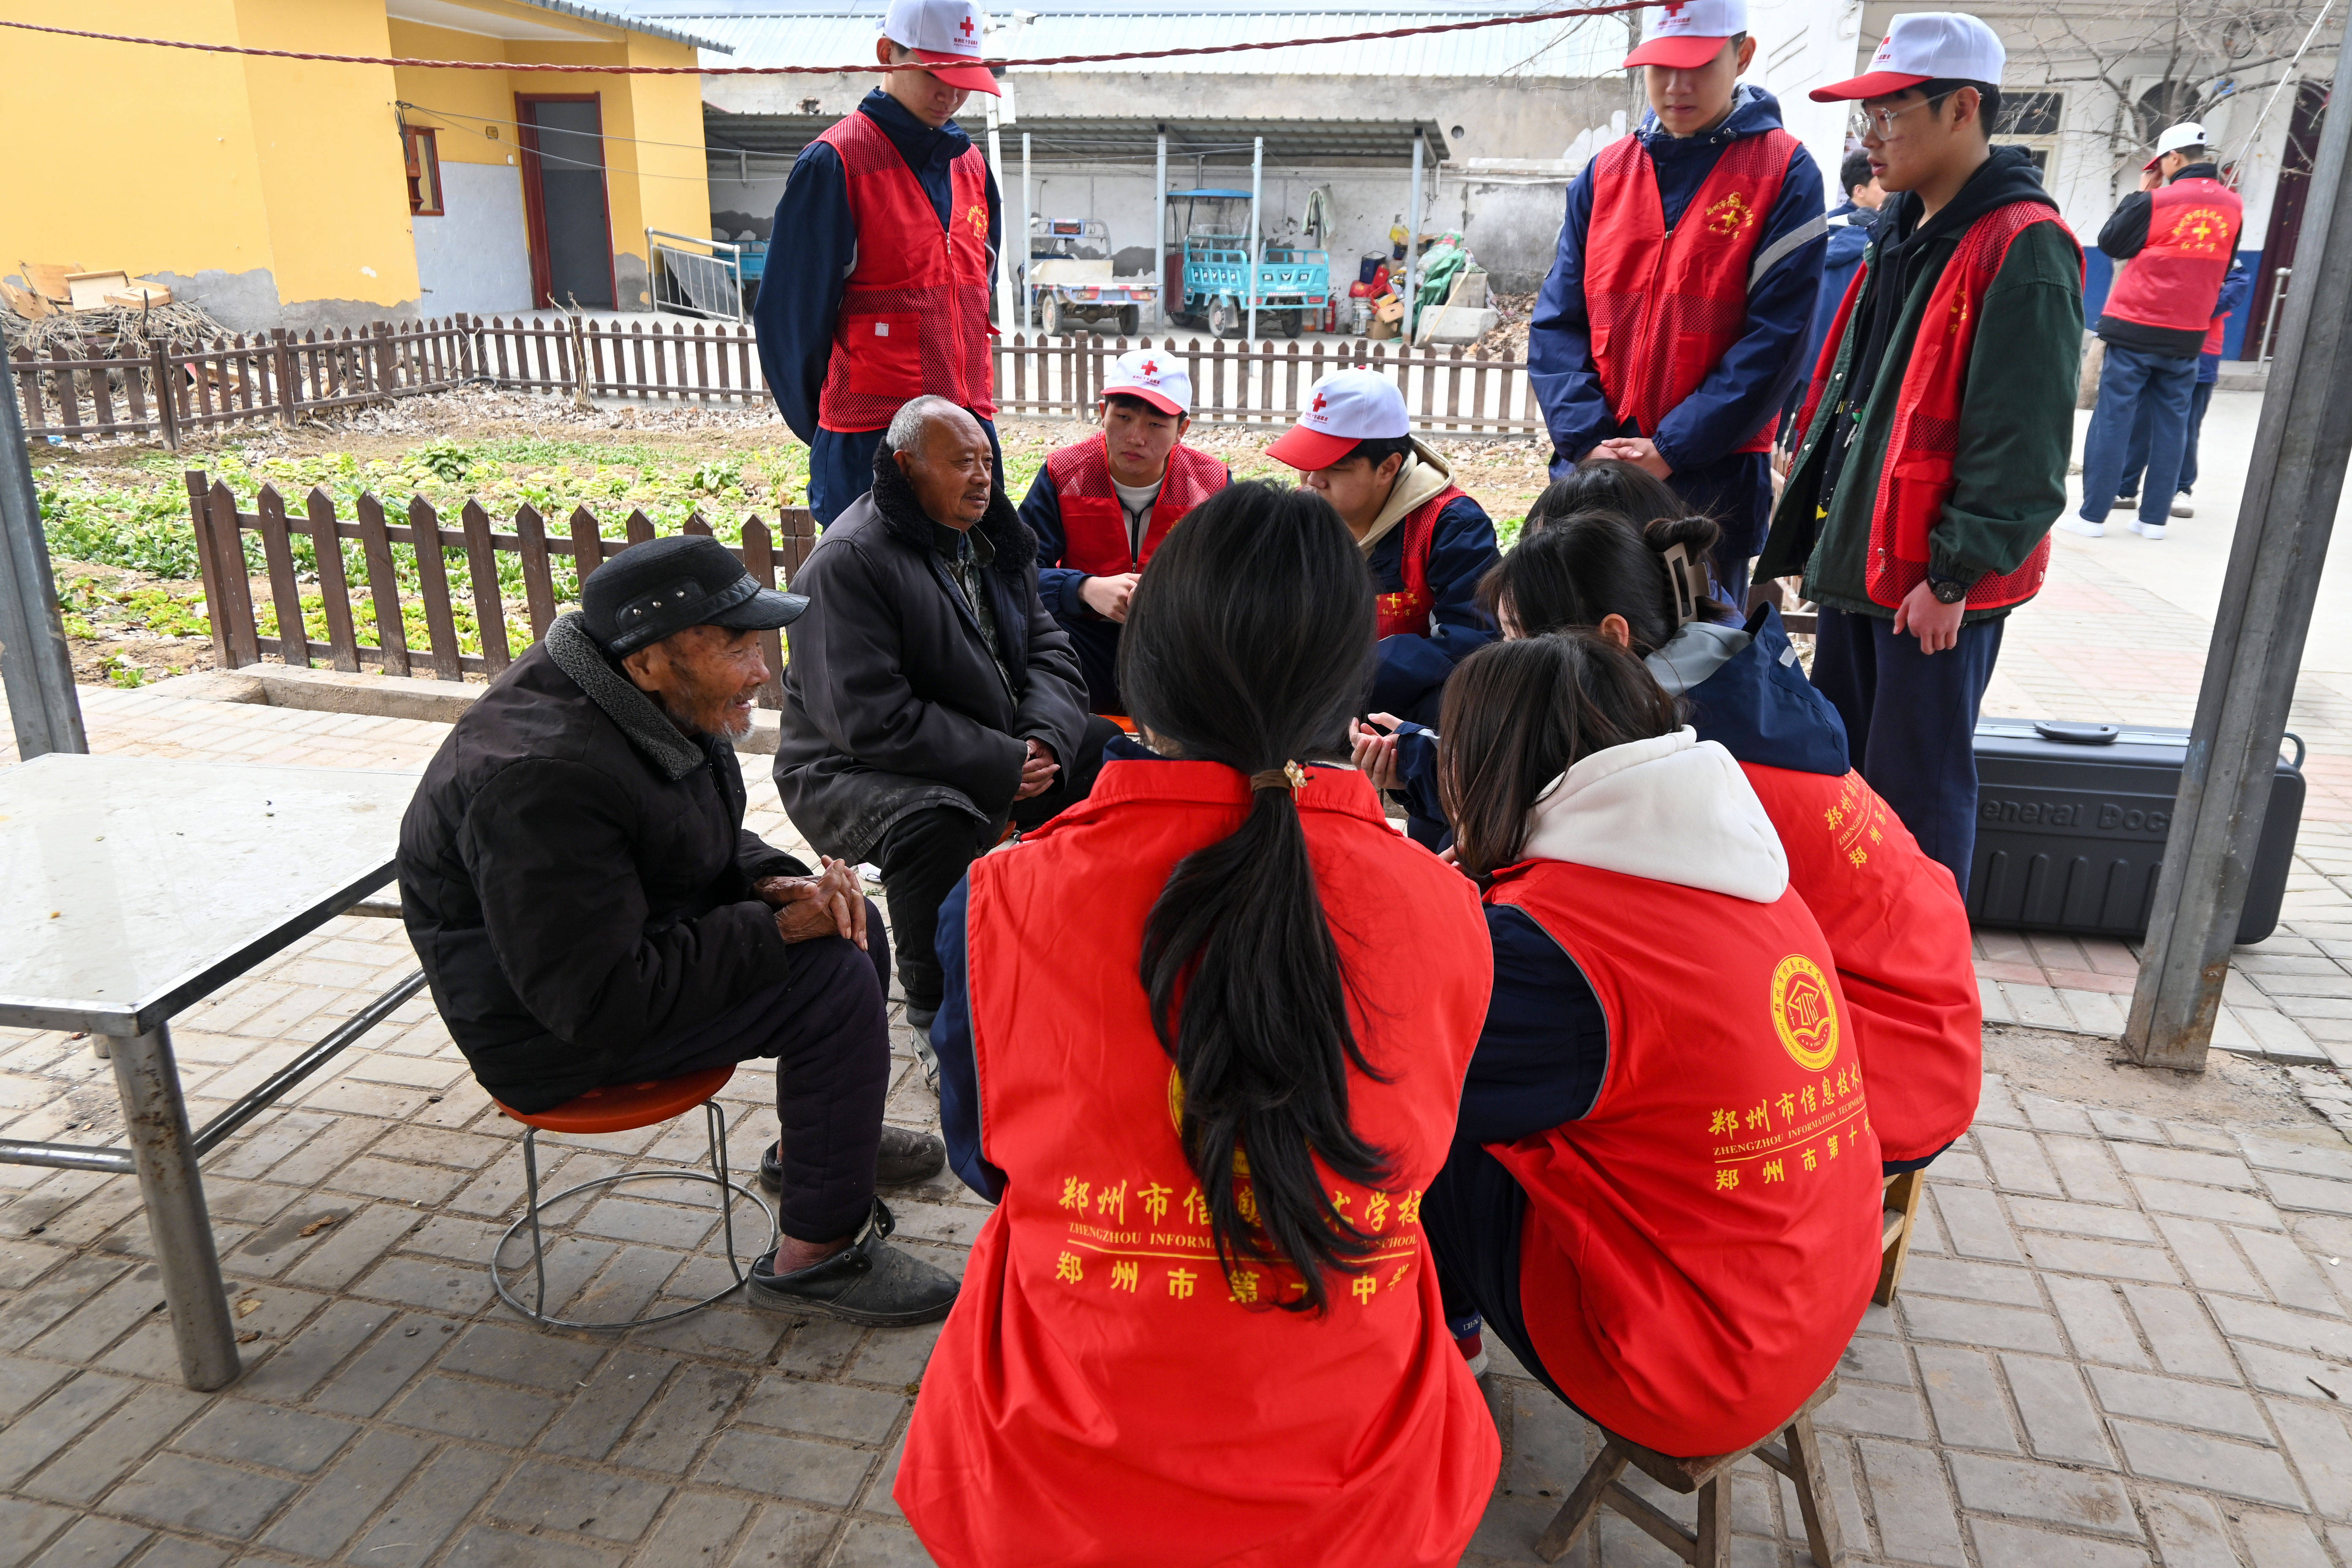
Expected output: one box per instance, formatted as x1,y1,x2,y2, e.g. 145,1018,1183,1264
746,1201,957,1326
760,1125,945,1195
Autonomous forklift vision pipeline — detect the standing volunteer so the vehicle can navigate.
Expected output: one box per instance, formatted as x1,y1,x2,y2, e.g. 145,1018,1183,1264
2066,122,2245,541
1421,633,1880,1456
897,482,1498,1567
1784,151,1886,440
1527,0,1829,604
2116,259,2250,523
1756,12,2083,896
1266,369,1499,728
754,0,1002,526
1021,351,1230,713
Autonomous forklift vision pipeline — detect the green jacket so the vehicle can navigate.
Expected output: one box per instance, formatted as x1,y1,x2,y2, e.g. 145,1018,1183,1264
1756,198,2082,623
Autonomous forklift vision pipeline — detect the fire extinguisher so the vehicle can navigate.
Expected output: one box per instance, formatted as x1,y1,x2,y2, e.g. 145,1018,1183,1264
1322,295,1338,333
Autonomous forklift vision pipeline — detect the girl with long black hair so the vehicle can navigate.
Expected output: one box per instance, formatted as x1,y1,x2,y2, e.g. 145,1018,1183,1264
1424,632,1882,1456
897,481,1498,1567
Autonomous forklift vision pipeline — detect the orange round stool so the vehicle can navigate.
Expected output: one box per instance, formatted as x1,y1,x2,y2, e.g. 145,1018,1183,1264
491,1064,775,1330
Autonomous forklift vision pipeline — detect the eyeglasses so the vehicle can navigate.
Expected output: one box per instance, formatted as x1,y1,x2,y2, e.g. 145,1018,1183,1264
1849,91,1959,139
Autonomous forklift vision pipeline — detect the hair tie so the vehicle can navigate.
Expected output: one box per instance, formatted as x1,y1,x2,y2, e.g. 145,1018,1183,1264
1250,761,1310,793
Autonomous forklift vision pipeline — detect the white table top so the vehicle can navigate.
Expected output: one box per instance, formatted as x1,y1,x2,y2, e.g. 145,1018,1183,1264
0,754,419,1034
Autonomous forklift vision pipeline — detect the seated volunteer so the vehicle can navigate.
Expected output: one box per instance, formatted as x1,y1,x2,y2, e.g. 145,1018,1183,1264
1020,350,1231,713
398,536,955,1325
1266,368,1500,727
773,397,1118,1053
1527,0,1829,604
896,482,1500,1566
1471,516,1980,1173
1420,632,1881,1456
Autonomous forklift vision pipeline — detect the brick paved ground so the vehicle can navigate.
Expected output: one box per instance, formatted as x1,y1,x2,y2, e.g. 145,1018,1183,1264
10,526,2352,1564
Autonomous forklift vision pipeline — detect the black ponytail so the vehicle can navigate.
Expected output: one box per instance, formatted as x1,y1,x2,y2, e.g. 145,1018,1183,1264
1116,481,1388,1313
1480,509,1730,652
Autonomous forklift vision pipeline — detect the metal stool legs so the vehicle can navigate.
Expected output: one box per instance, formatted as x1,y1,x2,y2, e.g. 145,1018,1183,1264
495,1096,776,1330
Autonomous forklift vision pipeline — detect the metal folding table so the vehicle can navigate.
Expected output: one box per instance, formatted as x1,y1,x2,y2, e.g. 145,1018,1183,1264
0,754,425,1389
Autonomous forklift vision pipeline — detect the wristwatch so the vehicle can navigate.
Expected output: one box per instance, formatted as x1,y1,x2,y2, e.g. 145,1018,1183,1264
1926,572,1973,605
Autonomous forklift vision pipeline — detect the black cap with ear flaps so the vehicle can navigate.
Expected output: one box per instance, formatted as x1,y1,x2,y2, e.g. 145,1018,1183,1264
581,535,808,656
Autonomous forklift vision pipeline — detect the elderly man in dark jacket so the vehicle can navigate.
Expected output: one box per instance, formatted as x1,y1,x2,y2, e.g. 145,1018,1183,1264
775,396,1116,1050
400,535,958,1326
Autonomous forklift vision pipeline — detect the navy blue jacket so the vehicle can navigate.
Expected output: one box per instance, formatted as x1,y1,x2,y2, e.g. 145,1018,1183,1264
1796,202,1875,398
753,89,1003,444
1017,456,1234,626
2199,261,2252,385
1371,491,1502,726
1528,86,1827,473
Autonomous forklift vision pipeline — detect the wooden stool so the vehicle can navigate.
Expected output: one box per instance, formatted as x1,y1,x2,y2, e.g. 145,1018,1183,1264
1878,1170,1926,1305
491,1065,774,1330
1535,1377,1843,1567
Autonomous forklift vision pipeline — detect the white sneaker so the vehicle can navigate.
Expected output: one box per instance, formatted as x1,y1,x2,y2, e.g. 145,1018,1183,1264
2131,520,2167,540
2172,500,2193,518
2058,517,2105,538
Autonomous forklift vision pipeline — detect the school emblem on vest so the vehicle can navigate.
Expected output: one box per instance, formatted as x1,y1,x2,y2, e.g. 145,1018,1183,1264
2170,207,2230,254
966,203,988,240
1705,192,1755,237
1769,954,1839,1073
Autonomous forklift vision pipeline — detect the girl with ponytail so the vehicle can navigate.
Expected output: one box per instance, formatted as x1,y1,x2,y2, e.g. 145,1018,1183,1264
897,482,1499,1568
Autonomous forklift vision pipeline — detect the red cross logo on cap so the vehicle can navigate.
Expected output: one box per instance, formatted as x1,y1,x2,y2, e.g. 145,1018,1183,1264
1141,359,1158,375
1312,392,1328,413
958,14,975,35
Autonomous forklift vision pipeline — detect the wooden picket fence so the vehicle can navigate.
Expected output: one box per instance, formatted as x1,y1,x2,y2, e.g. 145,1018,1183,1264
11,319,475,446
183,470,817,707
17,312,1544,443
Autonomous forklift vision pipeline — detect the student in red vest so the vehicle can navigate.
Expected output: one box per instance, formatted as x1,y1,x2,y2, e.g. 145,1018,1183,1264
1266,369,1499,728
898,482,1498,1566
753,0,1001,526
1756,14,2083,898
1526,0,1829,606
1019,351,1230,713
1420,632,1881,1456
2063,121,2244,542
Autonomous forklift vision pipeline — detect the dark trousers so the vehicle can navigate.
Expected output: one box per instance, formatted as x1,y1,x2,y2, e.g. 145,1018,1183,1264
1053,615,1126,716
2121,376,2216,500
1811,606,2004,897
615,901,892,1244
872,716,1122,1012
810,418,1004,528
2080,343,2197,527
1424,1142,1581,1413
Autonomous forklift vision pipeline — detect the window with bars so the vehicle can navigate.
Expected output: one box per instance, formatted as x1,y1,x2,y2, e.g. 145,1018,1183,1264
404,126,444,217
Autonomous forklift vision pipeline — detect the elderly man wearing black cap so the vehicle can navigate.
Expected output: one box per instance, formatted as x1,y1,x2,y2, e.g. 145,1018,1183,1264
398,535,960,1326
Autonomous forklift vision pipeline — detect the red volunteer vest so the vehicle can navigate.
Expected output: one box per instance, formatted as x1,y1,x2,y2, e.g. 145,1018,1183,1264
1484,859,1881,1456
897,762,1498,1568
816,111,996,432
1043,432,1229,576
1376,485,1468,639
2203,310,2230,357
1740,762,1981,1162
1797,200,2082,611
1585,128,1799,455
2104,177,2243,335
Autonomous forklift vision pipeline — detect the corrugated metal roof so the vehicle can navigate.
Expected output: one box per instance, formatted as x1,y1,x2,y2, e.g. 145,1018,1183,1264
634,5,1619,76
518,0,735,50
707,108,1450,163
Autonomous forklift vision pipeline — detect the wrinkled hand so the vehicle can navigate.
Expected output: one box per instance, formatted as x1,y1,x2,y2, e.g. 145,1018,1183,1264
762,856,868,948
1014,737,1060,801
1079,572,1140,623
1349,713,1404,793
1892,580,1965,655
1592,436,1673,481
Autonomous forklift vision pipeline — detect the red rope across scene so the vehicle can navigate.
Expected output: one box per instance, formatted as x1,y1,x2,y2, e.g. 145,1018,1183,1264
0,6,1657,74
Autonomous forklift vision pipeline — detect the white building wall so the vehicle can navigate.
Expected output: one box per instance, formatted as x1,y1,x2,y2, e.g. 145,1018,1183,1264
413,162,534,318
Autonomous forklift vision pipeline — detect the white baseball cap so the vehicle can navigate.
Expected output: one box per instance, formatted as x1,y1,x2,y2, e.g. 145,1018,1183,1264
1811,12,2004,103
881,0,999,95
1100,350,1191,416
2144,122,2210,171
1625,0,1747,71
1266,369,1409,471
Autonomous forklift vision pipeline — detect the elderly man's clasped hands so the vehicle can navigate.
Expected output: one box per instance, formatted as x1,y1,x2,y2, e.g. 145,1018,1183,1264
755,857,869,948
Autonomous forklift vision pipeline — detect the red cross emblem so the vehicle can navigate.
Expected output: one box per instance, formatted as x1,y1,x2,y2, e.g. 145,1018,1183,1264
958,15,975,36
1141,359,1158,375
1312,392,1328,413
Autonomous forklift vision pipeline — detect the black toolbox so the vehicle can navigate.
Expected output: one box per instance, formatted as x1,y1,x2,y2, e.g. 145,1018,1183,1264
1969,718,2306,945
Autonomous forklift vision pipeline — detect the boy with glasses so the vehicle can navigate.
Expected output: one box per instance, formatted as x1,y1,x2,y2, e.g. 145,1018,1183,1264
1527,0,1829,605
1756,13,2083,896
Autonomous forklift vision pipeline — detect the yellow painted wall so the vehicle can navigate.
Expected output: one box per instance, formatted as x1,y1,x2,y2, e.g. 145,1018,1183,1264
2,0,709,321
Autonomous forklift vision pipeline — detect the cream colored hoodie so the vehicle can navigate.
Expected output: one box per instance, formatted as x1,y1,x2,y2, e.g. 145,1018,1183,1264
1354,439,1456,557
1517,728,1789,904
